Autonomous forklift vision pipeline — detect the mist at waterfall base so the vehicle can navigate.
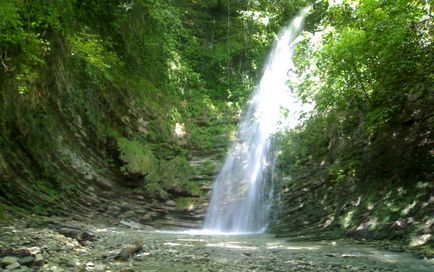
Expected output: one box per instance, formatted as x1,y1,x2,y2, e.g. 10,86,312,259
202,12,312,235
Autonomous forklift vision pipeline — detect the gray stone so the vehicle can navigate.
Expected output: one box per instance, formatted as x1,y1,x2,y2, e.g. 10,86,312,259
134,194,145,201
1,256,18,266
85,261,95,271
165,200,176,207
94,264,106,272
120,220,144,229
115,243,143,261
27,246,41,255
57,227,96,242
18,256,34,266
34,254,44,266
10,268,30,272
47,265,63,272
5,262,20,270
66,258,81,267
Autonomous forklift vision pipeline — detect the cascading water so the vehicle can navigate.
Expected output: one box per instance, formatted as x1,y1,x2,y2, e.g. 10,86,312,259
203,11,310,233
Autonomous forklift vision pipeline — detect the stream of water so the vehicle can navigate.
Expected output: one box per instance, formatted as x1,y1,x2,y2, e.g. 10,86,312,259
2,219,433,272
204,11,311,233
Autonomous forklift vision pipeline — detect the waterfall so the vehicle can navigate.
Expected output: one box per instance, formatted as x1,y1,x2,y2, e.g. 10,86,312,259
203,11,309,233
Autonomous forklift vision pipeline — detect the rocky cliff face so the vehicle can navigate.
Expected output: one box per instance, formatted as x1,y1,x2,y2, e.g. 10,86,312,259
270,89,434,256
0,1,245,224
0,45,230,226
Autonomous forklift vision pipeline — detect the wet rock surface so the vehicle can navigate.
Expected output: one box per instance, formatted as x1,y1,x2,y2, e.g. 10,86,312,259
0,218,433,272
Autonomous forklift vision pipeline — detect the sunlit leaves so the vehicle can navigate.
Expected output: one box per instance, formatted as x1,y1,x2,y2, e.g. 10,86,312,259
68,33,121,79
278,0,433,188
117,137,158,181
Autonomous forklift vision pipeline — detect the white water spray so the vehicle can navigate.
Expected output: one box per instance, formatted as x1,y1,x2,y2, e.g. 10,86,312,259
203,11,311,234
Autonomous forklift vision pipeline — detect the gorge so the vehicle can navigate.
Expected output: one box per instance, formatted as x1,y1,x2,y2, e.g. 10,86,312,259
0,0,433,271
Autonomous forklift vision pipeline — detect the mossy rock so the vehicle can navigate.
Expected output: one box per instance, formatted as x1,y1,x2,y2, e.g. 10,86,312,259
175,197,203,210
117,137,158,181
34,180,61,204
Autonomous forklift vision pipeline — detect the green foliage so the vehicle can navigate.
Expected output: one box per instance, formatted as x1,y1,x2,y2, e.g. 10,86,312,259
33,180,61,204
0,0,75,93
116,138,201,198
0,0,314,210
159,156,192,183
159,156,200,197
117,137,158,181
280,0,434,181
32,204,49,216
175,197,204,210
275,0,434,244
142,181,168,200
68,33,121,78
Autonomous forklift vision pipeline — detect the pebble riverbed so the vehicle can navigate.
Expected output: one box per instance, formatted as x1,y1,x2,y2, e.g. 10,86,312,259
1,219,433,272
